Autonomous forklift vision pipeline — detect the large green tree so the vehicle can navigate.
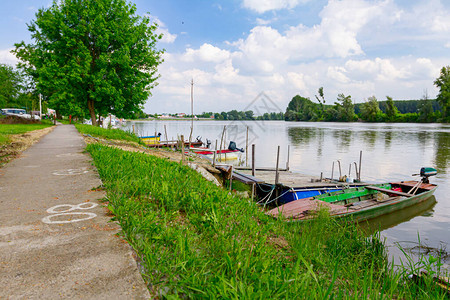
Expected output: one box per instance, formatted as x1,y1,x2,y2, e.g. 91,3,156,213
335,93,355,122
384,96,399,122
285,95,318,121
0,64,24,108
360,96,381,122
13,0,164,125
434,66,450,122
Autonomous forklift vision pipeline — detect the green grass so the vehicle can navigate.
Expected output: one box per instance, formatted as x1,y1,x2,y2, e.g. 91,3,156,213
0,123,53,146
75,124,140,143
85,143,449,298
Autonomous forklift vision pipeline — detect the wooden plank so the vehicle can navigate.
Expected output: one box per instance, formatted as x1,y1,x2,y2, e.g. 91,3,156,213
232,172,265,184
234,166,288,172
365,185,413,197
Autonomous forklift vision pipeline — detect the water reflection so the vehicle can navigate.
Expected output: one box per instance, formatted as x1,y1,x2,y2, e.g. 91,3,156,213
287,127,319,145
358,196,437,236
417,131,431,152
434,131,450,174
384,131,392,150
361,130,378,149
333,130,353,151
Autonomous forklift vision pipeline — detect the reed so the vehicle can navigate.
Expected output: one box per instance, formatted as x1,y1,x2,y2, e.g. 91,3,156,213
85,142,448,298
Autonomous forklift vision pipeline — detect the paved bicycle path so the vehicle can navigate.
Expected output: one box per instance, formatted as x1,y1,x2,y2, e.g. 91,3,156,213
0,124,149,299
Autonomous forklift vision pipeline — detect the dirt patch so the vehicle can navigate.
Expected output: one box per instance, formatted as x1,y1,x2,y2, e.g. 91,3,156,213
0,126,55,166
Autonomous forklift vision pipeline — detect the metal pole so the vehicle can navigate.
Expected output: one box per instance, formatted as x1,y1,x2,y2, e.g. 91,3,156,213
338,160,342,178
331,161,335,181
275,146,280,185
359,151,363,182
189,79,194,150
252,144,255,177
39,94,42,119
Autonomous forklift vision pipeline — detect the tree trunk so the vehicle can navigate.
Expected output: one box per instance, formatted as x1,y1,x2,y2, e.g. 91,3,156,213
87,98,97,126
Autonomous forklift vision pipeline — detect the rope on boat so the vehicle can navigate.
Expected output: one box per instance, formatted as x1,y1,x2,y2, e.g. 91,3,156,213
260,188,293,206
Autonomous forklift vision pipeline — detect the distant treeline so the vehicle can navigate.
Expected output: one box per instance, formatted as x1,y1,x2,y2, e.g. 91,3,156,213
285,94,444,123
196,110,284,121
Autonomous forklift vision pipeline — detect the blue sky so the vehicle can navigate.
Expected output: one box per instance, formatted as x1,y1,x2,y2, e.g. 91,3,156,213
1,0,450,114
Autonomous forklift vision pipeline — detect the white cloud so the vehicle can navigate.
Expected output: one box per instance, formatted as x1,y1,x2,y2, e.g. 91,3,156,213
242,0,309,13
327,66,350,83
345,58,408,81
183,43,230,63
287,72,306,90
0,49,18,66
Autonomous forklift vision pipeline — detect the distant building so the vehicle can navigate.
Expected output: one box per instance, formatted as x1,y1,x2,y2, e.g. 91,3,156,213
177,113,186,118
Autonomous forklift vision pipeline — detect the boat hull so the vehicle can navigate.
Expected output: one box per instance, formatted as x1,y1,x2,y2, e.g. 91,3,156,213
193,149,240,161
268,181,437,223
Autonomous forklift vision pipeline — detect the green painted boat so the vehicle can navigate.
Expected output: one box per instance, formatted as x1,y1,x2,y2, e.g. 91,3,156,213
267,180,437,222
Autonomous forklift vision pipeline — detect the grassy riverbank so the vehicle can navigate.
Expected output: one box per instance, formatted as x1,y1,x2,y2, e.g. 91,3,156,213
76,124,140,143
82,127,447,298
0,123,53,146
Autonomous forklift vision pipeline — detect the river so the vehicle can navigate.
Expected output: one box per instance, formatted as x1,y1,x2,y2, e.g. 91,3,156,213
124,120,449,269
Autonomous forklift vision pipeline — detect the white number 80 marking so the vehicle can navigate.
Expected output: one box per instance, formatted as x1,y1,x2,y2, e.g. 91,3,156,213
42,203,98,224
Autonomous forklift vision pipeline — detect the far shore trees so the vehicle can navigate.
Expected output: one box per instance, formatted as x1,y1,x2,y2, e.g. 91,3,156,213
434,66,450,122
13,0,164,126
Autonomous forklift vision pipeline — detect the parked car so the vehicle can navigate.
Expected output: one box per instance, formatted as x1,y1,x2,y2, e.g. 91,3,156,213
1,108,40,120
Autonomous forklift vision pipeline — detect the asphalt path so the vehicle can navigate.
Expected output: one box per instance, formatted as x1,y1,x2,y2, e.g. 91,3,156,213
0,124,149,299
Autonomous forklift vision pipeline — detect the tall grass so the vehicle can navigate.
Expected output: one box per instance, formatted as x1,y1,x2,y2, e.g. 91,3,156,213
75,124,140,143
86,143,448,298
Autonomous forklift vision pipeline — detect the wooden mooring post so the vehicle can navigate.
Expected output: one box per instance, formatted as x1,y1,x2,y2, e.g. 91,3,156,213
275,146,280,185
286,145,290,171
251,144,255,177
213,140,217,167
180,134,185,162
246,126,249,166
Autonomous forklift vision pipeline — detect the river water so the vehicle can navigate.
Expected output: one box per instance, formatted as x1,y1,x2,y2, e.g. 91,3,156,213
125,120,449,269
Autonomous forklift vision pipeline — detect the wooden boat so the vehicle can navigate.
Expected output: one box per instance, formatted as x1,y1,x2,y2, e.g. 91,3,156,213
145,140,203,148
191,141,244,161
192,148,241,161
277,183,367,204
267,180,437,222
140,133,203,148
139,134,160,144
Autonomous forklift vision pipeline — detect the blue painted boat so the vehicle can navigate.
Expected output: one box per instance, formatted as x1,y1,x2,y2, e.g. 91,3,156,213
278,183,369,204
279,186,343,204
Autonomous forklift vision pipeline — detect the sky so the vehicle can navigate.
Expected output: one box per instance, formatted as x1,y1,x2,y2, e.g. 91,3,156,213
1,0,450,114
